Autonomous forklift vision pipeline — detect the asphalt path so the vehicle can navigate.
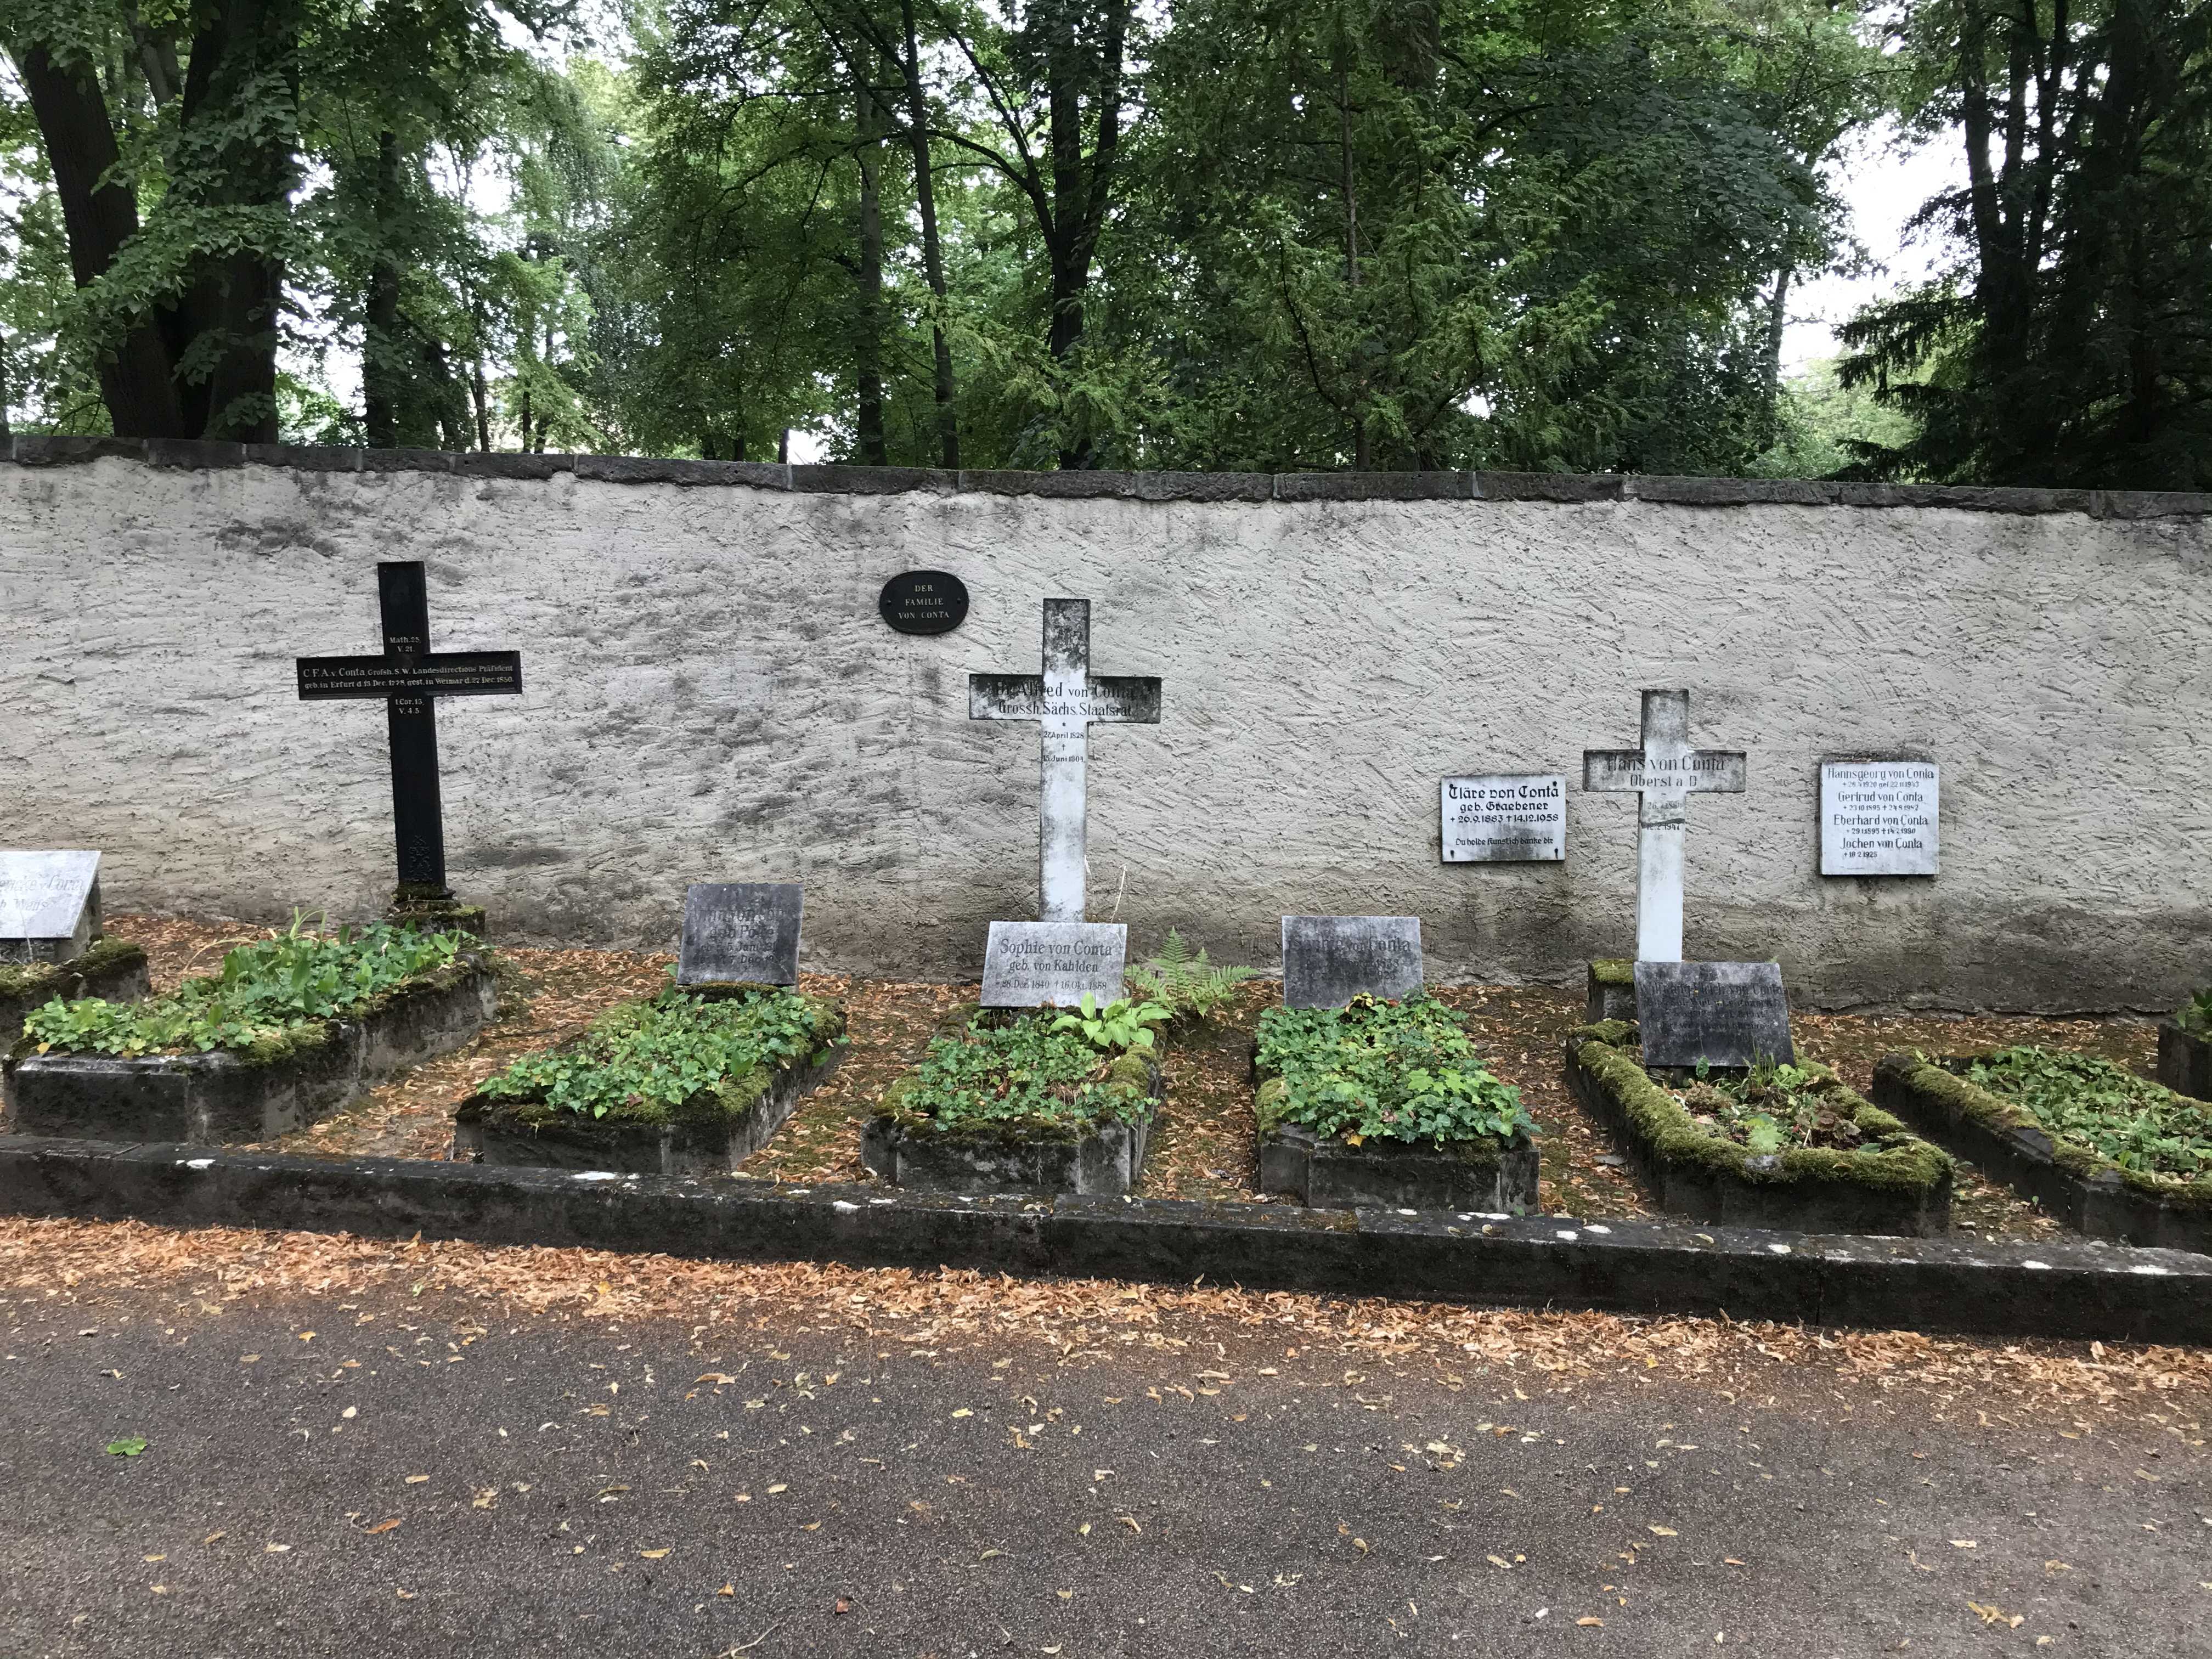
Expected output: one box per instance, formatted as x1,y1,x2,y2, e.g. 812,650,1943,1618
2,1282,2205,1658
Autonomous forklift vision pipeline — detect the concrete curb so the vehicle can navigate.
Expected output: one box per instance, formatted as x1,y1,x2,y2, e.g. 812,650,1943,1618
4,436,2208,519
1,1135,2205,1342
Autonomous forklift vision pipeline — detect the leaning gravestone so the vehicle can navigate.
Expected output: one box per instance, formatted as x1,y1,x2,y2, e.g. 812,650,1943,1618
1634,962,1795,1068
0,850,103,965
980,922,1127,1008
1282,916,1424,1009
678,883,804,986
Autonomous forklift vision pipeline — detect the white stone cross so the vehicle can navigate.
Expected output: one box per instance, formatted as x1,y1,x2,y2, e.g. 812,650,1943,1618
1582,689,1747,962
970,599,1162,923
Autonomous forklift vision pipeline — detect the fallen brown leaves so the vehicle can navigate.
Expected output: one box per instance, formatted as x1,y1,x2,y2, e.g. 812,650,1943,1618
4,1214,2207,1426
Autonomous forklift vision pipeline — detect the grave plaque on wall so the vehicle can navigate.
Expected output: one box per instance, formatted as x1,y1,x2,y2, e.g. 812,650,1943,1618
677,883,804,985
1282,915,1424,1009
1820,760,1939,877
1441,774,1567,862
980,921,1127,1008
878,571,970,635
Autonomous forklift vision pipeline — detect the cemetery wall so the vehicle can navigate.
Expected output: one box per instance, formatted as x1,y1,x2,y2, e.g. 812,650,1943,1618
3,438,2209,1012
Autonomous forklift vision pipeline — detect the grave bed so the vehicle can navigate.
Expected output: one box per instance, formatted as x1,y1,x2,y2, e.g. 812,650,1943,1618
0,938,150,1038
1566,1021,1953,1237
1255,1120,1538,1211
3,954,495,1143
1871,1052,2211,1254
861,1006,1161,1197
454,990,848,1176
2157,1020,2211,1103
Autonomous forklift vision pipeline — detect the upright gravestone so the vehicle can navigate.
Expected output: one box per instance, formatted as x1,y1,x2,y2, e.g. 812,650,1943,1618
1281,916,1424,1010
979,921,1128,1009
678,883,803,986
970,598,1162,924
0,849,102,965
1582,689,1747,963
296,562,523,933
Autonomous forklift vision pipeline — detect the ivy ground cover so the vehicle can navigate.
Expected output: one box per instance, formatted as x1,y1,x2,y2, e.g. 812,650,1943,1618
16,922,473,1062
1951,1047,2211,1181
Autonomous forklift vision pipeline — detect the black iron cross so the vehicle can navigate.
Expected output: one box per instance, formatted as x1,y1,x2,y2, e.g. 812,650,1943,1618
295,561,522,895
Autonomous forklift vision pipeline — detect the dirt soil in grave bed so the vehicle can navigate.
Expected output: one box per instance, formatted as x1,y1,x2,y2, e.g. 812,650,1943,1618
21,918,2158,1241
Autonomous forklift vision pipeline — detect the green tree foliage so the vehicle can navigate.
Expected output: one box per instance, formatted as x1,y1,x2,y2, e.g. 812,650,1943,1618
1839,0,2212,488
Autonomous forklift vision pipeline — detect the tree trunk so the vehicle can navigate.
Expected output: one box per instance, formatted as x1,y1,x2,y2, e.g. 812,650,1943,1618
900,0,959,469
0,328,12,440
470,349,490,452
1762,264,1792,444
362,129,404,449
12,43,187,437
854,73,888,466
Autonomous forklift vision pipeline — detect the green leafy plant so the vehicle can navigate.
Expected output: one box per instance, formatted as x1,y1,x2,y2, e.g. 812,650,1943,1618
891,1011,1158,1134
105,1437,148,1457
1963,1047,2211,1179
1254,995,1533,1149
1050,994,1170,1052
2177,989,2212,1037
475,988,838,1121
1678,1061,1870,1154
1124,931,1256,1022
21,922,469,1059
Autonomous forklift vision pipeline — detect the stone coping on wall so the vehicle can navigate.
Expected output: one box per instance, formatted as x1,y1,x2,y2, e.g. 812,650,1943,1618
5,434,2208,519
2,1133,2208,1344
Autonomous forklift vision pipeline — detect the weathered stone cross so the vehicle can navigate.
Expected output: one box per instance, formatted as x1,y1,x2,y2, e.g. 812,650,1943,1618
295,561,523,900
970,599,1162,923
1582,689,1747,962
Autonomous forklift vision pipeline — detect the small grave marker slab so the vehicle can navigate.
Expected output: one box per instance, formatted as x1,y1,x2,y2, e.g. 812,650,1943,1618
0,850,102,966
1821,760,1939,876
878,571,970,635
980,921,1127,1008
1633,961,1794,1068
1282,916,1424,1009
677,883,803,985
1441,774,1567,862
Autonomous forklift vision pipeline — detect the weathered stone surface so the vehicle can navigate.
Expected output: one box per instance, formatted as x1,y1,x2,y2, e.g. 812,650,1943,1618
979,922,1126,1008
0,850,101,965
1585,959,1637,1023
1282,916,1424,1009
1633,961,1795,1068
678,882,803,986
458,1042,845,1174
2157,1022,2211,1102
1257,1121,1539,1211
1273,470,1471,501
2,960,495,1142
2,453,2208,1009
2,1133,2205,1340
861,1107,1154,1197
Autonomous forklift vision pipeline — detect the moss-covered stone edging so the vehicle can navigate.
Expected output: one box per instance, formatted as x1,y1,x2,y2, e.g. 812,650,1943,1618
0,939,150,1040
1870,1053,2211,1254
453,1001,848,1176
1585,960,1637,1023
1252,1040,1539,1211
2157,1022,2211,1103
1,1134,2206,1344
860,1010,1161,1195
1,955,495,1143
1565,1022,1954,1237
8,434,2210,518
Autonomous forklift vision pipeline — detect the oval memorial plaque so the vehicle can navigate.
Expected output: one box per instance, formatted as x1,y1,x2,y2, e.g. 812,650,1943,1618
878,570,969,635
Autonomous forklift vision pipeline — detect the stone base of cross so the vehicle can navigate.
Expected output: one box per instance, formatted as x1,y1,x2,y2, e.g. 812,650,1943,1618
970,599,1162,923
1583,689,1747,962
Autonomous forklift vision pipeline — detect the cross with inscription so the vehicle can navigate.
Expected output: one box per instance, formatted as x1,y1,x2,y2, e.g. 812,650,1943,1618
970,599,1162,923
295,562,522,899
1582,689,1747,962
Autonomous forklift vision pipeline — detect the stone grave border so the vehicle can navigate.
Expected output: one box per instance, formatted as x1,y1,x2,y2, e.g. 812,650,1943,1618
1252,1035,1539,1211
0,938,150,1037
456,997,849,1176
6,433,2211,518
0,1131,2205,1343
861,1006,1162,1195
1565,1022,1955,1237
2155,1018,2211,1102
1871,1053,2212,1255
2,955,495,1143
